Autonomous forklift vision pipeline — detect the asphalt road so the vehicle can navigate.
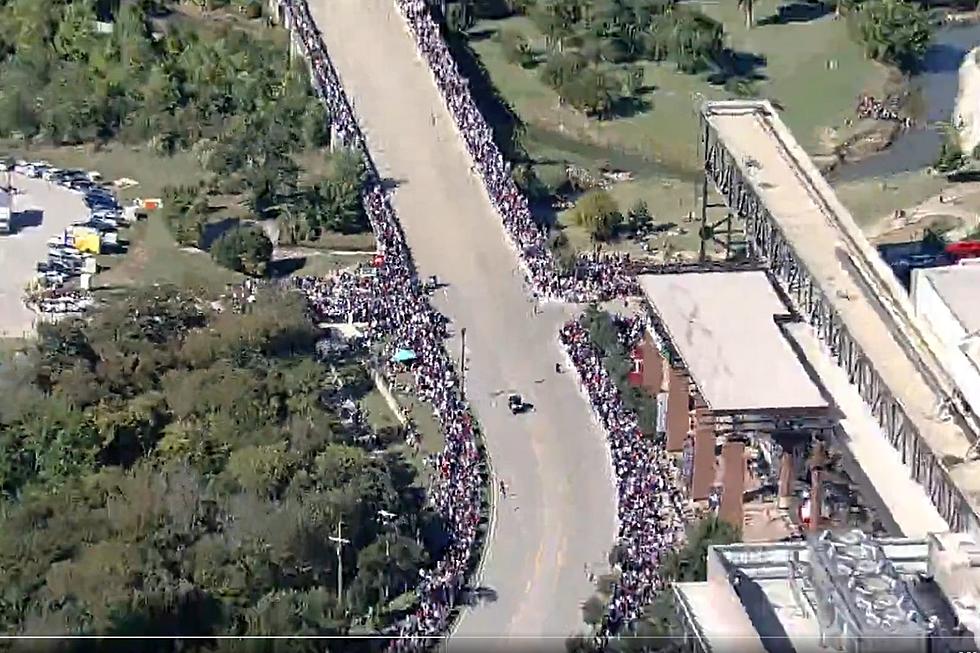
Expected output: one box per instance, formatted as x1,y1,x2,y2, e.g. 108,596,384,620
0,173,88,337
306,0,618,645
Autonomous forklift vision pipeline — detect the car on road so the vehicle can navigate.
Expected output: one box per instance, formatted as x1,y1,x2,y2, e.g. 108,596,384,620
508,393,534,415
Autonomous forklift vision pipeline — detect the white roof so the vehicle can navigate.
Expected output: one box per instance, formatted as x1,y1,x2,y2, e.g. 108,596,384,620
639,271,828,412
919,264,980,336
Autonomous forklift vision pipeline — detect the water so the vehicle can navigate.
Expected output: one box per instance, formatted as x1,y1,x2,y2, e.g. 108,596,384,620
836,21,980,181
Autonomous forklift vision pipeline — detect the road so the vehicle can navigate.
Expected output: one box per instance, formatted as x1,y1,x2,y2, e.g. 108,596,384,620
306,0,618,643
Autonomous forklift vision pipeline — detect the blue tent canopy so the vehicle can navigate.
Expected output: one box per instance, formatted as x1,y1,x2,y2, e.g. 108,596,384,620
391,348,417,363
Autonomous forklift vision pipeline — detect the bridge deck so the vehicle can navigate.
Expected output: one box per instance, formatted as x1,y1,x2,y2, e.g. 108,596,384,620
704,104,980,519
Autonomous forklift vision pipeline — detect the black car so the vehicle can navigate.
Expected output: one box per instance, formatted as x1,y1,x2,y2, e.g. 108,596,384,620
69,179,95,192
508,394,533,415
85,196,118,211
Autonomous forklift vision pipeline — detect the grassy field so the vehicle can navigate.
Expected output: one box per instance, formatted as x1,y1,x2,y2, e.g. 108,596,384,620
834,169,948,227
470,0,891,172
467,0,901,251
0,141,205,203
94,212,243,294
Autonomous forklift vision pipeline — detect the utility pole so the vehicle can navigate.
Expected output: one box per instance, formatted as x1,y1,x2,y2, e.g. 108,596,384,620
330,520,351,606
377,509,397,603
460,327,467,397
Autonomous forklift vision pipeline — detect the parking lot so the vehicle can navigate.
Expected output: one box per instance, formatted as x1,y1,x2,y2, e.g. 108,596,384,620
0,173,89,336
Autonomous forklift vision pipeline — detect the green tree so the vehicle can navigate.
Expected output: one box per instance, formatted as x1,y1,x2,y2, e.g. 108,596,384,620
625,199,653,234
854,0,932,71
572,189,622,240
499,28,535,67
210,224,274,276
661,516,740,582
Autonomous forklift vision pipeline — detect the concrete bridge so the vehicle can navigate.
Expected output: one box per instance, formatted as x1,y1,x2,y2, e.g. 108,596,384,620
701,100,980,536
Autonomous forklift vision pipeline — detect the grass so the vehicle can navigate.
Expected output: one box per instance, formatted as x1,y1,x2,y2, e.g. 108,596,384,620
834,168,948,227
362,388,404,432
0,141,205,203
94,212,243,294
470,0,891,173
287,251,374,277
467,1,907,252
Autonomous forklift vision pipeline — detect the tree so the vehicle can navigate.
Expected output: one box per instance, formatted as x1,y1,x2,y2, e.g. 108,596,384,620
226,442,297,496
572,189,622,240
0,287,438,639
660,516,740,582
541,50,586,90
854,0,932,72
499,29,535,67
625,199,653,234
210,224,273,276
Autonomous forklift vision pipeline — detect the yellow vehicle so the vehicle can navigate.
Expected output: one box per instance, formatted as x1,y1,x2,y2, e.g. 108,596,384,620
72,227,101,254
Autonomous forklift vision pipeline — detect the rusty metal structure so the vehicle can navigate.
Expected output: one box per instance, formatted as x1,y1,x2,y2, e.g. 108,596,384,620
699,100,980,536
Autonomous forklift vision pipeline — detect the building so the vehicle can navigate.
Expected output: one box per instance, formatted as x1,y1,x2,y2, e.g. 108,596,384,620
911,264,980,423
673,530,980,653
636,269,837,530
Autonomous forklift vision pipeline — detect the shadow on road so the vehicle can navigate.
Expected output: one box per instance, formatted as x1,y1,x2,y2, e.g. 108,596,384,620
379,177,407,191
10,209,43,233
463,586,499,606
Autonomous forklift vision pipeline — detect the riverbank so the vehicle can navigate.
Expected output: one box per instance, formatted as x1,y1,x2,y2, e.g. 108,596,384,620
955,46,980,155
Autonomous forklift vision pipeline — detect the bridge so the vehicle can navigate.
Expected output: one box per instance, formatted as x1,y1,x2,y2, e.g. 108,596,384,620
700,100,980,535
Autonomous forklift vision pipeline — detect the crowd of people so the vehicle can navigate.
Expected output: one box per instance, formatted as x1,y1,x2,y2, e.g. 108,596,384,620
856,93,909,124
279,0,487,646
560,316,688,644
394,0,638,303
278,0,694,646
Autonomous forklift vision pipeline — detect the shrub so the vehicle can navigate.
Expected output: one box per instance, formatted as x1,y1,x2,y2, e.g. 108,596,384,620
210,224,273,277
853,0,931,72
572,189,622,241
498,29,535,67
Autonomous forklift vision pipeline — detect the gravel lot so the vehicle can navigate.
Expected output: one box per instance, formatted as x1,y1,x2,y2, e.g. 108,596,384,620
0,173,89,337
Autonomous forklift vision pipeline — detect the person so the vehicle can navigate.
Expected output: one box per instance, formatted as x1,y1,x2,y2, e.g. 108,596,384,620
499,480,507,496
555,362,561,374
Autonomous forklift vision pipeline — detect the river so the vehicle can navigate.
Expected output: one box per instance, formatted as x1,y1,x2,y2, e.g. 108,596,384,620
836,19,980,182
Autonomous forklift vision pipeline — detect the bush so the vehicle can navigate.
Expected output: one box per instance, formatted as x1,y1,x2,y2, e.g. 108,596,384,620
853,0,931,71
243,0,262,19
557,68,619,117
572,189,622,241
498,29,535,67
535,164,570,195
936,128,964,173
210,224,273,277
541,51,586,91
162,184,208,247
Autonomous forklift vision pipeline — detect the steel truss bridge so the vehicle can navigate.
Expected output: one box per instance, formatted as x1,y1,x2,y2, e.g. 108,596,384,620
700,100,980,536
